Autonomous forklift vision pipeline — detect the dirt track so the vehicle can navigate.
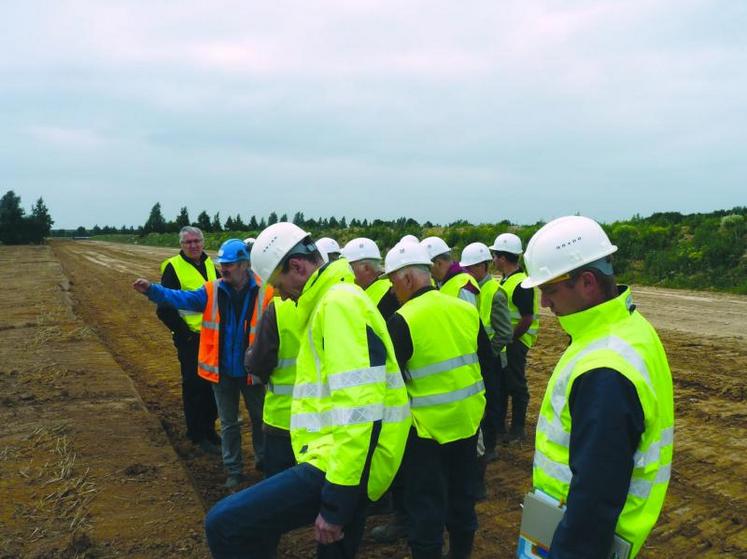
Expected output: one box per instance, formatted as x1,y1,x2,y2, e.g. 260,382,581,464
3,239,746,558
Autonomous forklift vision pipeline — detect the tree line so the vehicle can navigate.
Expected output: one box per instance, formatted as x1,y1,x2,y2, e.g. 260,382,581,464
0,190,54,245
8,195,745,294
79,202,747,294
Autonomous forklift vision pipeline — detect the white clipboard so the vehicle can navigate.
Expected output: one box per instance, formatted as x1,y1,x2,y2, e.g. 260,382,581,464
517,491,632,559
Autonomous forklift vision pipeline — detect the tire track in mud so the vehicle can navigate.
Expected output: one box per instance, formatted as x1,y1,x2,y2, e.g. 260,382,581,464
50,240,747,558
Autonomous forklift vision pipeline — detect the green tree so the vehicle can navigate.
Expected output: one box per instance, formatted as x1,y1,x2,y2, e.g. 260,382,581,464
212,212,223,232
268,212,278,225
196,211,212,232
143,202,166,234
224,215,235,231
234,214,246,230
0,190,26,244
30,198,53,237
293,212,305,226
279,213,288,222
249,215,259,230
175,207,190,228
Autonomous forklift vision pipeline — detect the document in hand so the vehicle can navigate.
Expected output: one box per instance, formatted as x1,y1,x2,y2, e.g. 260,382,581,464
517,491,632,559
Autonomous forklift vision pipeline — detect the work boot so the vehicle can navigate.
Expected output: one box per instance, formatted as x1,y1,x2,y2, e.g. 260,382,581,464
224,473,248,490
371,513,408,543
368,492,394,516
446,531,474,559
197,439,221,456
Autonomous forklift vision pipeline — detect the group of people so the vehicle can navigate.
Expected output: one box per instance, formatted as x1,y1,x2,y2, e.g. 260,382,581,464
132,215,674,559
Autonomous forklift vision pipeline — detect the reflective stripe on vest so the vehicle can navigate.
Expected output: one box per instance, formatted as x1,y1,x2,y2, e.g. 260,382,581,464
501,271,540,347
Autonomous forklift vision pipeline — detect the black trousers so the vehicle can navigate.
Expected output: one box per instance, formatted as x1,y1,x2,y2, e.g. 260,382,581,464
480,351,503,452
403,429,479,559
175,334,218,443
497,341,530,433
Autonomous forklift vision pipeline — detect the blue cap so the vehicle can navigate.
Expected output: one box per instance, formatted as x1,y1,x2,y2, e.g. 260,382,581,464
217,239,251,264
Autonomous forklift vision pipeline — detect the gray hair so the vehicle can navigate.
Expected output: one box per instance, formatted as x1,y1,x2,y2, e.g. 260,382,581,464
392,264,431,281
179,226,204,243
353,258,384,273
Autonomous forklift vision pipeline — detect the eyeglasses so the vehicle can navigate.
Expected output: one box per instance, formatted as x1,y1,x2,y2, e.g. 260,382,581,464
181,239,203,245
542,273,572,286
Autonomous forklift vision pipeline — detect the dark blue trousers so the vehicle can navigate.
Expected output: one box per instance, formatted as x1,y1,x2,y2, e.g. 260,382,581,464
205,463,368,559
403,430,479,559
262,430,296,479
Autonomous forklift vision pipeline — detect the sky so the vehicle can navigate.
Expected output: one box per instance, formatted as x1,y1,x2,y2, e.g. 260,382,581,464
1,1,745,229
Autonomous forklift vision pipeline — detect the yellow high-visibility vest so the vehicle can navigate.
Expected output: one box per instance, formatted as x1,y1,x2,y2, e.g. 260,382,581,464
533,287,674,557
396,290,485,444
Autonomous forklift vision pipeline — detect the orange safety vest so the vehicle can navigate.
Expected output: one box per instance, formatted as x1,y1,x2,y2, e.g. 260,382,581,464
197,273,274,384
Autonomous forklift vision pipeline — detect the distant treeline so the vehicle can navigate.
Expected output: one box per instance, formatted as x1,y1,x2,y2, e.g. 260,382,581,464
69,202,747,294
0,190,54,245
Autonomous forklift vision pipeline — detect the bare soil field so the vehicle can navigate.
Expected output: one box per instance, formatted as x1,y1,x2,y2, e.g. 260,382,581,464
3,239,746,558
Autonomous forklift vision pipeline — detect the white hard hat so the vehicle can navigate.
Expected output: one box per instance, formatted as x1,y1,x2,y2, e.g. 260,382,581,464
521,216,618,288
385,242,433,275
316,237,341,263
400,234,420,245
489,233,523,255
420,236,450,260
252,222,312,283
341,237,381,263
460,242,492,267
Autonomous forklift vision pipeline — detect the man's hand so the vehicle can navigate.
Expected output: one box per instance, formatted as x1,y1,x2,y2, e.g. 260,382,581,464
132,278,151,294
314,513,343,545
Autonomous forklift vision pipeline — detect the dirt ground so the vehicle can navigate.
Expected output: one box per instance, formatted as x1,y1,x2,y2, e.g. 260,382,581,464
2,239,746,558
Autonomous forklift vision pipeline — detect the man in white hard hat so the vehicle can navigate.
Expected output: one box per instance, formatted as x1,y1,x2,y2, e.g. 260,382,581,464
383,241,493,559
420,236,480,307
517,216,673,559
460,242,513,462
204,223,411,559
489,232,539,443
341,237,400,319
316,237,341,263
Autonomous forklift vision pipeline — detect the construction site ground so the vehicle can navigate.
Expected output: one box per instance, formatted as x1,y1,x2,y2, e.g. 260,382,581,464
1,239,745,558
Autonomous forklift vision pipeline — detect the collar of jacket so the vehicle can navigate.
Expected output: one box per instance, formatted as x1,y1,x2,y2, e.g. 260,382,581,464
179,250,210,265
296,258,356,326
557,285,634,341
442,261,467,284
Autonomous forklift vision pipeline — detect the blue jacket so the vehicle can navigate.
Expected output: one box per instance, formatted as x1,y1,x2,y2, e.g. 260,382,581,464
146,274,258,378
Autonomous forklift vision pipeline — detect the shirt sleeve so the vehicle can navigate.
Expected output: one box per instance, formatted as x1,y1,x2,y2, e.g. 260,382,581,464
245,301,279,383
490,289,513,353
146,283,208,312
512,284,535,317
458,288,477,307
376,289,400,321
549,368,644,559
386,312,414,377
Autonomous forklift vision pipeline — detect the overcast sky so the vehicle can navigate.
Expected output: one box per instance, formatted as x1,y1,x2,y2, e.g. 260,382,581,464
2,1,745,229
